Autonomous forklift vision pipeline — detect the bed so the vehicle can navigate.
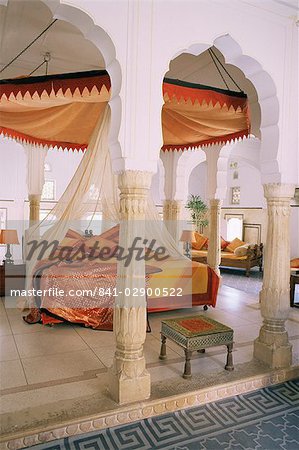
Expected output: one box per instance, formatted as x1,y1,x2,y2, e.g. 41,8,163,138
24,228,220,330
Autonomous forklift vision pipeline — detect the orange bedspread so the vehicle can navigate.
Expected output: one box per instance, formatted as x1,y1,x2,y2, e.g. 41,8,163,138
24,238,219,330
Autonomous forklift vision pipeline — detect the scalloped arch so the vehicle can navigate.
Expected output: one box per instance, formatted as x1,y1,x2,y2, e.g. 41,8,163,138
164,34,280,183
40,0,122,165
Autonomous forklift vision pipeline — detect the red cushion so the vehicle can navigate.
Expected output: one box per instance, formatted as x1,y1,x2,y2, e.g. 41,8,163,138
221,237,229,250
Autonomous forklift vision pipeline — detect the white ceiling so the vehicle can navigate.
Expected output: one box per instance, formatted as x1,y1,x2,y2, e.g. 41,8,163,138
0,0,105,80
242,0,299,18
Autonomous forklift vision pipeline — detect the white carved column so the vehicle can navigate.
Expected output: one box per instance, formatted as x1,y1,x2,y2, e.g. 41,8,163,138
254,183,295,368
25,145,47,225
163,199,182,242
207,198,222,277
109,170,152,404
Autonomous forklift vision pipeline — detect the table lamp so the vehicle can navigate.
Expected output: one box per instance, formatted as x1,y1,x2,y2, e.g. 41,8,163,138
0,229,19,265
180,230,195,259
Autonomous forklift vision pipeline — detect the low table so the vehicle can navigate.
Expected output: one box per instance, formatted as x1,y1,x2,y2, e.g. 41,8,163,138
159,315,234,378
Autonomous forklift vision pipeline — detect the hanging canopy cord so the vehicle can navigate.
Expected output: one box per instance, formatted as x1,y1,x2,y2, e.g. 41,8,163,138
28,52,51,76
208,48,229,91
0,19,58,75
208,47,244,93
28,60,46,76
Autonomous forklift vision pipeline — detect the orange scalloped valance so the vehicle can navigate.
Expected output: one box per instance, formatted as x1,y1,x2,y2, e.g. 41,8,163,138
0,70,111,151
0,71,250,152
162,78,250,151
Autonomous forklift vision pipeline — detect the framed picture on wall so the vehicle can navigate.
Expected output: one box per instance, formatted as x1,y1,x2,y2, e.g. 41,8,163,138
0,208,7,230
243,223,261,245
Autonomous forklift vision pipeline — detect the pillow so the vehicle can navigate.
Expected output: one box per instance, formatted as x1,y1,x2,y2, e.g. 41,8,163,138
65,229,83,240
234,244,249,257
226,237,246,253
83,236,118,259
221,237,229,250
291,258,299,268
99,225,120,243
201,237,228,250
202,238,209,250
192,232,208,250
58,229,84,249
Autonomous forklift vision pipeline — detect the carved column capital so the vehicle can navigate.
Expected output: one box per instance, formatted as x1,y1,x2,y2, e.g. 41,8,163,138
118,170,153,191
163,199,182,219
163,200,182,242
117,171,153,220
209,198,222,209
263,183,295,200
28,194,41,224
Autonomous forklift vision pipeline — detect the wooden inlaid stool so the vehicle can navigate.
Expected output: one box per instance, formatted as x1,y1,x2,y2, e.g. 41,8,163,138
159,315,234,379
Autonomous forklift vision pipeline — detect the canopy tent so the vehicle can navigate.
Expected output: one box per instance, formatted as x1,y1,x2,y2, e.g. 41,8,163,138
0,70,250,152
162,78,250,151
0,70,110,151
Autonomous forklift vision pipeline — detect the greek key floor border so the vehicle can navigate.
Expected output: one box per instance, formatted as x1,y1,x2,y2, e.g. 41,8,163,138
1,364,299,450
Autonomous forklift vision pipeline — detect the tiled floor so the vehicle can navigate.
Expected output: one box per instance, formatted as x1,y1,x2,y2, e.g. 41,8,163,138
0,279,299,442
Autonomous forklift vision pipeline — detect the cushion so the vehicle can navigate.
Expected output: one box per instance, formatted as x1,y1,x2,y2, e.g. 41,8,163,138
291,258,299,268
221,237,229,250
58,229,84,249
192,232,208,250
226,237,246,253
201,237,228,250
99,225,120,243
65,229,83,240
234,244,249,257
202,238,209,250
82,235,117,259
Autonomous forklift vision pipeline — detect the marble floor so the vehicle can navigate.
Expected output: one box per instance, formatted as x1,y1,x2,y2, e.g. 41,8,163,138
0,282,299,447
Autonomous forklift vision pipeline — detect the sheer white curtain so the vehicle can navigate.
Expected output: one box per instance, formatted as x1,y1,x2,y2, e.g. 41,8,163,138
24,105,186,302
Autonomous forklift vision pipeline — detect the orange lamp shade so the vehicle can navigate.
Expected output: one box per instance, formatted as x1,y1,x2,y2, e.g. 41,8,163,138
180,230,195,242
0,229,19,245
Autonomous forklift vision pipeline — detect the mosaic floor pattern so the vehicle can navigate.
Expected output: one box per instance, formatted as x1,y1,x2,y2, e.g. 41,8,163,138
27,378,299,450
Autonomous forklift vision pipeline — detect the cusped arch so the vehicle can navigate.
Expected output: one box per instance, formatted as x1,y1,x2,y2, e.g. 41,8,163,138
162,34,280,184
41,0,122,167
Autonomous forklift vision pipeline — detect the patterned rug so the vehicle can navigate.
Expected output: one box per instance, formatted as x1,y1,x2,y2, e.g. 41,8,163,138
27,379,299,449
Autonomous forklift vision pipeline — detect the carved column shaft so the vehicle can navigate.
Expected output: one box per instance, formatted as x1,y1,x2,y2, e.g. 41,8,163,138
163,199,182,242
25,144,47,225
207,199,221,277
109,170,152,404
28,194,41,225
254,183,295,368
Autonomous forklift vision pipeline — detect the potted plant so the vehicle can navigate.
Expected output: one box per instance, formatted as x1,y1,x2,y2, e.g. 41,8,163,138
186,194,209,232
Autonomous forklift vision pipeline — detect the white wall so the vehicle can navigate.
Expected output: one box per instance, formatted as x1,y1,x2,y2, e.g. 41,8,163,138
43,149,83,200
223,163,265,208
188,162,207,203
0,138,82,260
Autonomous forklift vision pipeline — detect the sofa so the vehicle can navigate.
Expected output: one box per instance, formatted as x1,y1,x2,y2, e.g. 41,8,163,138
191,234,263,277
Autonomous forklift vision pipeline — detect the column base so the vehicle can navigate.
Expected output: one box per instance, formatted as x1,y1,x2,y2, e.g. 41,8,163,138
108,358,151,405
253,337,292,369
